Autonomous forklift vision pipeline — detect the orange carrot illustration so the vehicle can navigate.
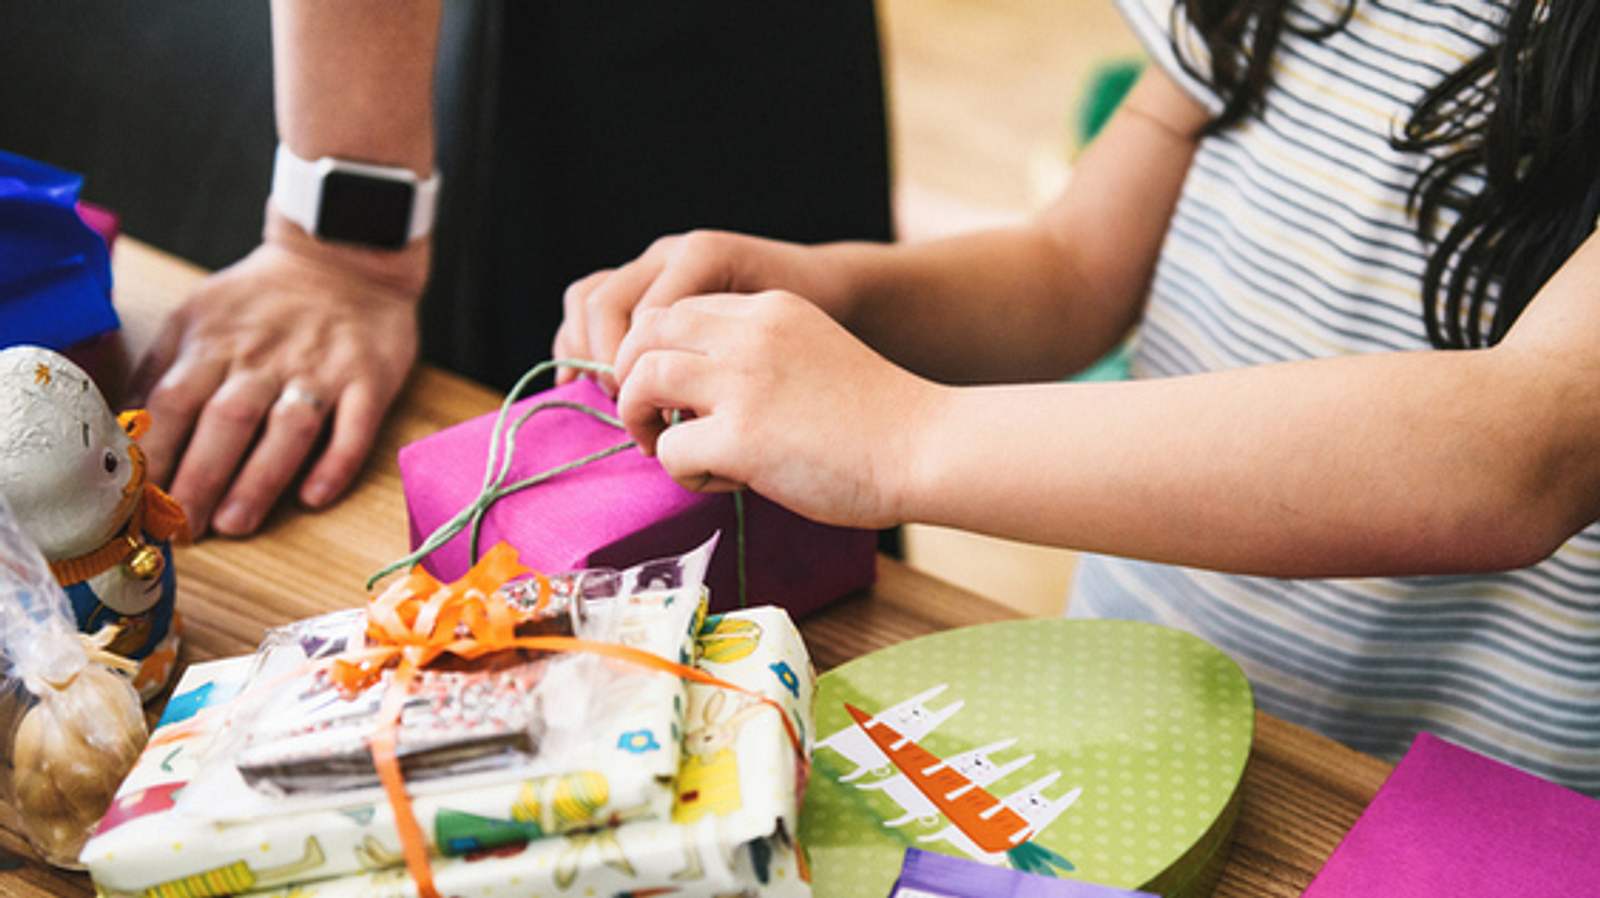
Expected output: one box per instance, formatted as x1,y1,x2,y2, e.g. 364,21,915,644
844,703,1029,853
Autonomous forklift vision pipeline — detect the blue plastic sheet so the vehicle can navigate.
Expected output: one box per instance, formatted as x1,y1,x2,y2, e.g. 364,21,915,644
0,150,118,349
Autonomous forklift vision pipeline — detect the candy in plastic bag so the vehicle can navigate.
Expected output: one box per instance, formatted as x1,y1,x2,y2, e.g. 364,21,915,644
0,494,146,868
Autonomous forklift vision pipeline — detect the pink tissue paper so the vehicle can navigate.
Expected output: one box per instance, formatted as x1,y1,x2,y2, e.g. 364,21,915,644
399,377,876,615
1303,732,1600,898
76,201,120,251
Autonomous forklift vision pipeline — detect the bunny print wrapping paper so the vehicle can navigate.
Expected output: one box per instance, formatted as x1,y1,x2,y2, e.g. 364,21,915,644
83,604,815,898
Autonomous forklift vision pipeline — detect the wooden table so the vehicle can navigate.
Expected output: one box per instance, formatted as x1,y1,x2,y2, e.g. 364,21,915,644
0,239,1392,897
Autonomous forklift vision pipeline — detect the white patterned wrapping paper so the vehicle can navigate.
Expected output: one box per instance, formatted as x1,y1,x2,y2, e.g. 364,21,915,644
81,582,706,898
236,605,817,898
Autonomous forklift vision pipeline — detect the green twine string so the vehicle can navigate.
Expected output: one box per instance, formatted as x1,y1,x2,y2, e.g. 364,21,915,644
367,359,748,609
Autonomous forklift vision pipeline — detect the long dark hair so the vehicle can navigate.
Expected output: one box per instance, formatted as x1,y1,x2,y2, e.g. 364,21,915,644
1172,0,1600,349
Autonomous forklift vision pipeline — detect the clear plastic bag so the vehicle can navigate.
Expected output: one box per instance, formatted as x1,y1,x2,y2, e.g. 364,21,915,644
0,494,146,868
227,579,584,798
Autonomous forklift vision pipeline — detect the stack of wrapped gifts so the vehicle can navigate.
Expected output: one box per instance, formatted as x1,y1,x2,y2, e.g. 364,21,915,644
81,538,815,898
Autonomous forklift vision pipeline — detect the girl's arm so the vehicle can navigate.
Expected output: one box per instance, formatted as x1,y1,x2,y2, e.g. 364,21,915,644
615,233,1600,578
557,69,1208,387
821,69,1208,384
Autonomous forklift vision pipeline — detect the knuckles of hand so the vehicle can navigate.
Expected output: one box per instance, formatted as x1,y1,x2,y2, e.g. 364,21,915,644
148,378,205,417
672,229,730,262
585,282,630,315
634,350,689,391
208,394,272,427
564,272,602,313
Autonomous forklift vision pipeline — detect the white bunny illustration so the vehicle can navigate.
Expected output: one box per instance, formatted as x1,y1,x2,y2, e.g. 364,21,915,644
919,772,1082,864
673,690,768,881
858,738,1034,828
675,690,767,823
817,684,963,782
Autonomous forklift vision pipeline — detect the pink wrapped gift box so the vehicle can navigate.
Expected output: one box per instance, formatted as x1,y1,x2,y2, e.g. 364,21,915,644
399,377,875,616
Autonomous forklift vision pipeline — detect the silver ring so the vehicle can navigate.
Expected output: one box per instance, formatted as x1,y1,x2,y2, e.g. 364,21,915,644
277,383,328,414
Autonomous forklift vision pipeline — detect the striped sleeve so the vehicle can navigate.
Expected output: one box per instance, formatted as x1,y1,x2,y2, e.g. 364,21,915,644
1113,0,1225,115
1077,0,1599,797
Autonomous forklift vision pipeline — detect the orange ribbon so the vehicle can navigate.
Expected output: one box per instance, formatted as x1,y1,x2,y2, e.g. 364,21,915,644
49,410,190,587
346,544,806,898
327,542,543,695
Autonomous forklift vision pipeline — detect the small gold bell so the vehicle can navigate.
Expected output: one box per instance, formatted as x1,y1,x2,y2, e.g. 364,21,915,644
125,543,165,581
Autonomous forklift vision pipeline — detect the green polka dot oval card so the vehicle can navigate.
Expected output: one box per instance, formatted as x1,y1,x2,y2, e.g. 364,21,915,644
800,619,1254,898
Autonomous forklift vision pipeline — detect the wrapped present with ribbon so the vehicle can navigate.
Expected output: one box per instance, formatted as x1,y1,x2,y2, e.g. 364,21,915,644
82,602,815,898
397,365,876,617
241,604,817,898
81,540,718,897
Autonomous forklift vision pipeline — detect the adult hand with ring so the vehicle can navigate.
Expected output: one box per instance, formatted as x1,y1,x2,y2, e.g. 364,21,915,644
129,222,424,538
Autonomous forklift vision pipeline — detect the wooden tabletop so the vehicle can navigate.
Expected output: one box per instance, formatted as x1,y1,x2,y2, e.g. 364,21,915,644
0,239,1392,897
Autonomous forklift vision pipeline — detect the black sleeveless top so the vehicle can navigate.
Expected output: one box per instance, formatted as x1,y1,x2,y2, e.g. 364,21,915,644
425,2,894,389
0,2,890,392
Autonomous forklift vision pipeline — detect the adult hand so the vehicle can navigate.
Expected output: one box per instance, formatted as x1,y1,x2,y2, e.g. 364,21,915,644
612,291,941,529
554,230,845,389
129,226,423,538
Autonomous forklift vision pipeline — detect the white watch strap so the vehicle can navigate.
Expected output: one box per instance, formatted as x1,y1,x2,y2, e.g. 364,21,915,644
270,144,440,243
408,163,440,242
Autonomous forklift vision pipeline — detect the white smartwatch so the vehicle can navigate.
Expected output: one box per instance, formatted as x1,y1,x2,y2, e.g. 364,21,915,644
270,144,440,250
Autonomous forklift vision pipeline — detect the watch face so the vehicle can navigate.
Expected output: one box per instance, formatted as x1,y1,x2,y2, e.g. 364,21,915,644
316,171,415,249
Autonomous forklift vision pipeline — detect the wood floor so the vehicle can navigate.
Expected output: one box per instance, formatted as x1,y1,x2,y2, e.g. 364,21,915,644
880,0,1142,617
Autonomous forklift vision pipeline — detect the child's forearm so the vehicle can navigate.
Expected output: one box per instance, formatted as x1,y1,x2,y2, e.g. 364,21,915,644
898,346,1593,577
812,227,1124,384
809,72,1204,385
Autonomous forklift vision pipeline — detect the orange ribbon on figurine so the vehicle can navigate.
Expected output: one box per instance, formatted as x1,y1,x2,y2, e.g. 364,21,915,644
49,410,189,587
343,543,806,898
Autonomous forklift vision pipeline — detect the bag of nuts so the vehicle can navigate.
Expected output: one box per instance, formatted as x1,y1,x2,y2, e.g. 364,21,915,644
0,494,145,868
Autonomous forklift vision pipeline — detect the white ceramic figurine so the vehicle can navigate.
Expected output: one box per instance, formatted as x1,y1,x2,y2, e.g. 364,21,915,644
0,345,186,700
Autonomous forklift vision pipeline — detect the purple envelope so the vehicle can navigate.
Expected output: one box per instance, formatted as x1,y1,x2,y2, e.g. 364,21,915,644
890,848,1155,897
1304,732,1600,897
398,378,875,616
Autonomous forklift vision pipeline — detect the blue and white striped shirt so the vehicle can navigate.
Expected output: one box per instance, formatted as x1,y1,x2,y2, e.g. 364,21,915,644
1072,0,1600,793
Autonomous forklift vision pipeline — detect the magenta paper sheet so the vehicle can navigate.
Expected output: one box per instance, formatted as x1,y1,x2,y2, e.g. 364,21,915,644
1303,732,1600,897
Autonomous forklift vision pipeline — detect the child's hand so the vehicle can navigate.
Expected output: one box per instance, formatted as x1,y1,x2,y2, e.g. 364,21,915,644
554,231,843,390
613,291,940,529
